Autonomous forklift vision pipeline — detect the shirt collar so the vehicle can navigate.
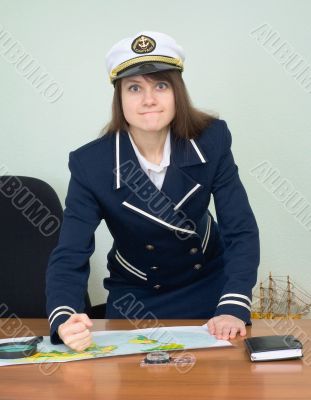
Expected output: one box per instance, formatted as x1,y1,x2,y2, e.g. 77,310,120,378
128,130,171,173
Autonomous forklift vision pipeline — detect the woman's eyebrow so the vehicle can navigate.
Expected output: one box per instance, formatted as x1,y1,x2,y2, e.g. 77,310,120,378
124,78,142,84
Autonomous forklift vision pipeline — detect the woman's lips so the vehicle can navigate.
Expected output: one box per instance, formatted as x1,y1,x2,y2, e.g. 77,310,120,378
140,111,162,115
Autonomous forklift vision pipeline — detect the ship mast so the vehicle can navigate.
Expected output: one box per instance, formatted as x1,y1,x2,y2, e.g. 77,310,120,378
268,272,274,316
287,275,292,316
259,281,264,314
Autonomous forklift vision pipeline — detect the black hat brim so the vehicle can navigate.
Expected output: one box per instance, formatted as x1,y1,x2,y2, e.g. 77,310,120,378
115,62,181,81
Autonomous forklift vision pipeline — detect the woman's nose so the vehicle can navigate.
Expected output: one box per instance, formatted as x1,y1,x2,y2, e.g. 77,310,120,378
142,88,156,105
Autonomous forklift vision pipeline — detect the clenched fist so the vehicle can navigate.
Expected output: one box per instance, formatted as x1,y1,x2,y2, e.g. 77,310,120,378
58,313,93,351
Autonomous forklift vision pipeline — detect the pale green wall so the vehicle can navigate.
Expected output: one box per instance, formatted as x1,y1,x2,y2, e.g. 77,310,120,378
1,0,310,309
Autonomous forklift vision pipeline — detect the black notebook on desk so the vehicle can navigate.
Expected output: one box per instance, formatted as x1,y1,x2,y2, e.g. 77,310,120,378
244,335,303,361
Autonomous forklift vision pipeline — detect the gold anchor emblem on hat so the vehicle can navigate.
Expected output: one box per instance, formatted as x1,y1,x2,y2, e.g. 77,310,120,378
138,36,149,49
131,35,156,54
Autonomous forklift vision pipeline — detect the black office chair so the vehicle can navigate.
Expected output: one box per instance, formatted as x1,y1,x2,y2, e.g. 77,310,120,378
0,176,64,318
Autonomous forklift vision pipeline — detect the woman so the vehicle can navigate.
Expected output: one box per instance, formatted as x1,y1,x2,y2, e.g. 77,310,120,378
46,31,260,351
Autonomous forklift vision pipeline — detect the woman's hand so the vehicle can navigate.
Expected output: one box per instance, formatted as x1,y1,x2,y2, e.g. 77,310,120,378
58,313,93,351
207,314,246,340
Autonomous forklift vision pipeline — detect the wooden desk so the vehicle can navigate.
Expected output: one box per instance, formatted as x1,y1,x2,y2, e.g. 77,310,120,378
0,319,310,400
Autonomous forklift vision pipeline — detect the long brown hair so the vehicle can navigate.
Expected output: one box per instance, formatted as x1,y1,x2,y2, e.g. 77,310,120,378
101,70,217,139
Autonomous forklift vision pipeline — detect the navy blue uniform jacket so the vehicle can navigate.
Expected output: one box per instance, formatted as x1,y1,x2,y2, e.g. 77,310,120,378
46,119,260,343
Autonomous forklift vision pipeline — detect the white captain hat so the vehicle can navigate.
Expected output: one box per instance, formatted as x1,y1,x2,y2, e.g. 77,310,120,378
106,31,185,84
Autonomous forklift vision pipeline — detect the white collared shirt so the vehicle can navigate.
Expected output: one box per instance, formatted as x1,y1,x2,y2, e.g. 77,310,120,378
128,130,171,191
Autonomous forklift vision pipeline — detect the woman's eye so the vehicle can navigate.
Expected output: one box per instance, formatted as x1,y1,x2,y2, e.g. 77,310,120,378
157,82,169,89
129,85,140,92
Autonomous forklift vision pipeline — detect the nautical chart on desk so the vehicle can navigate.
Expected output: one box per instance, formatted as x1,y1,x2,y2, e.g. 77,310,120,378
0,324,232,366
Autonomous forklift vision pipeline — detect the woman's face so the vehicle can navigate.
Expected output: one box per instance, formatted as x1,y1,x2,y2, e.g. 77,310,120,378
120,74,176,136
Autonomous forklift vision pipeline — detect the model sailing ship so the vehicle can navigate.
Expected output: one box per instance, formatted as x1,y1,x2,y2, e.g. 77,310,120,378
251,273,311,319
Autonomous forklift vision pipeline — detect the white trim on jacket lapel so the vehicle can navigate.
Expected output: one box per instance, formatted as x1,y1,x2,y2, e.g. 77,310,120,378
190,139,207,163
159,133,208,208
122,201,196,235
173,183,202,210
115,131,121,189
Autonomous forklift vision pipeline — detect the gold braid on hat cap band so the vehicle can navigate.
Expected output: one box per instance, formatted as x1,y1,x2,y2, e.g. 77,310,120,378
110,55,184,82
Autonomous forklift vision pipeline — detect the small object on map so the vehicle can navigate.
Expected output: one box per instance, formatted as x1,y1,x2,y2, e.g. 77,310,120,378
0,336,43,359
144,351,171,364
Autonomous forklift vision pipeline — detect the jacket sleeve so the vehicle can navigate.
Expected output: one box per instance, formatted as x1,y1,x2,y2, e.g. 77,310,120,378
212,121,260,323
46,151,102,343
